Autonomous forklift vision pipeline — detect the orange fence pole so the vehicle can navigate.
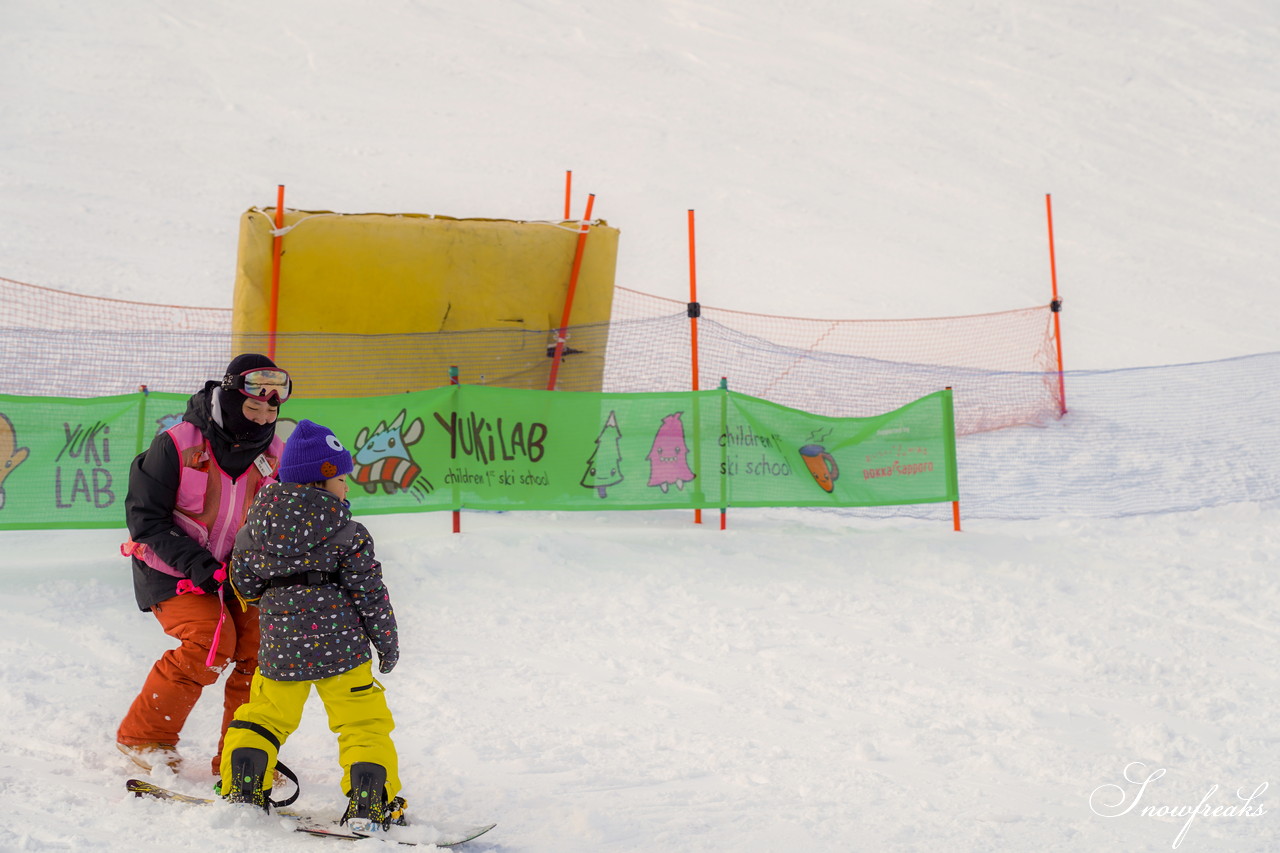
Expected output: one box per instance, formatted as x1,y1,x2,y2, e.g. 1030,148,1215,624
546,193,595,390
945,386,961,532
564,170,572,220
719,376,728,530
450,365,461,534
268,184,285,361
688,210,700,391
1045,193,1067,415
688,210,702,524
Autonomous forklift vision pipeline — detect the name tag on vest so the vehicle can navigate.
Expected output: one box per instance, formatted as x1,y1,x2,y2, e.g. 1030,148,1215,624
253,454,274,478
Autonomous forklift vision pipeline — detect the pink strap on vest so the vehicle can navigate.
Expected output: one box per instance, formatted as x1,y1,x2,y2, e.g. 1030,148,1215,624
204,564,229,668
121,422,280,592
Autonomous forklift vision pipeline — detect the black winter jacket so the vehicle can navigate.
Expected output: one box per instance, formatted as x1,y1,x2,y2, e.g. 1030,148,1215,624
230,482,399,682
124,383,278,611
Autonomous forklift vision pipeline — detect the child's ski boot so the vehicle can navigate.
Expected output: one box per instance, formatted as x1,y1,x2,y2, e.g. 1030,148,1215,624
222,747,271,812
341,762,407,831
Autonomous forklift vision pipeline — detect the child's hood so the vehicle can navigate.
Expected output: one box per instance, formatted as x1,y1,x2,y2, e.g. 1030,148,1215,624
247,481,353,558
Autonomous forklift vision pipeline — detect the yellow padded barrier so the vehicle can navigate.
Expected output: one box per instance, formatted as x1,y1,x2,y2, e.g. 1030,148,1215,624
231,209,620,396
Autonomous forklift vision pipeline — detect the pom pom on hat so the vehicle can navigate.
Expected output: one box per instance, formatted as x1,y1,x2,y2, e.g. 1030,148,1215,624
279,419,354,484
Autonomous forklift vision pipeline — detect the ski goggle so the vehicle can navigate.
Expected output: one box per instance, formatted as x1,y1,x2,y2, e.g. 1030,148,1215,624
222,368,292,404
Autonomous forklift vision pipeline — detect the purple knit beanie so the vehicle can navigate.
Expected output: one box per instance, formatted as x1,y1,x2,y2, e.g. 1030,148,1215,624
278,419,354,484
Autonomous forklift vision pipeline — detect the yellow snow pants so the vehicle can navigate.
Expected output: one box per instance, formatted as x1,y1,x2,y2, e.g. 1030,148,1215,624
218,661,400,799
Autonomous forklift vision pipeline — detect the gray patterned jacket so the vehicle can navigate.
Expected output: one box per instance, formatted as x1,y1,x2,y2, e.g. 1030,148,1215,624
231,482,399,682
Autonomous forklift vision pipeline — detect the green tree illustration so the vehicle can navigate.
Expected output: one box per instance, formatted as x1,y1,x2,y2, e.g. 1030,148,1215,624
580,411,624,498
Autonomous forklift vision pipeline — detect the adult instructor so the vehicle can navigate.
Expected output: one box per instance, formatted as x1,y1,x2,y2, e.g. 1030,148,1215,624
117,354,292,776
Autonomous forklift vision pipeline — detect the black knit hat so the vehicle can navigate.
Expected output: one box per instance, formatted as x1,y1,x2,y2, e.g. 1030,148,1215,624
223,353,279,381
215,353,284,442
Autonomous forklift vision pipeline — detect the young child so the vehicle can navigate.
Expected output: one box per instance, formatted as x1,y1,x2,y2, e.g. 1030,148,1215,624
219,419,404,829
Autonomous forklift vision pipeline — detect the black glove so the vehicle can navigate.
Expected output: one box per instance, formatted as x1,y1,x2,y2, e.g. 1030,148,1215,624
194,559,227,594
378,651,398,674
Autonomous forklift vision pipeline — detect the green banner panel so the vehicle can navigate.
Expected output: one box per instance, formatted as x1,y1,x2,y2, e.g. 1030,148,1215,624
0,387,957,530
0,391,188,529
720,388,959,509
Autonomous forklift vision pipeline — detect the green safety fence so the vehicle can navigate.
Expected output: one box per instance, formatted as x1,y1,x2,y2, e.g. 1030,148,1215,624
0,386,958,530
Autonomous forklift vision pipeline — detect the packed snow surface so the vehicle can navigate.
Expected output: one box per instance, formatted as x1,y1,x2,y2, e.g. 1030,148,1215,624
2,1,1279,851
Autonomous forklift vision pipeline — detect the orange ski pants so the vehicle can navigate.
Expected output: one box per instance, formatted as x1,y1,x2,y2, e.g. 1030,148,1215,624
117,592,260,775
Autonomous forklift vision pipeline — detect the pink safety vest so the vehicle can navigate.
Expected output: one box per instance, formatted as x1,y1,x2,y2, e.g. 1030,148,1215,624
122,421,283,578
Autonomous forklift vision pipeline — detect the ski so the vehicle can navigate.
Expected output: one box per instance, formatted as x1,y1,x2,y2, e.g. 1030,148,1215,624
126,778,496,847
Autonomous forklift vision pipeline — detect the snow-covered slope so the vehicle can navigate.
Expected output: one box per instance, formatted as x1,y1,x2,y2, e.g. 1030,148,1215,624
3,506,1278,852
3,0,1279,367
1,2,1278,851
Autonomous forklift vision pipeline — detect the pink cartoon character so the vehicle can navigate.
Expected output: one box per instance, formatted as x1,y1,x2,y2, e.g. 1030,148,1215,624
646,412,696,493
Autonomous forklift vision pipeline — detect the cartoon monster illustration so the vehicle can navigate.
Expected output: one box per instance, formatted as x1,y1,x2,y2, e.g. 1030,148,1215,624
352,410,425,495
155,412,184,434
799,428,840,493
0,413,31,511
581,411,623,498
646,412,696,493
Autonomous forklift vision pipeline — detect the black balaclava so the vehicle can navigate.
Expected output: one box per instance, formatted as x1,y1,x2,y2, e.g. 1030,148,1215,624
215,353,282,443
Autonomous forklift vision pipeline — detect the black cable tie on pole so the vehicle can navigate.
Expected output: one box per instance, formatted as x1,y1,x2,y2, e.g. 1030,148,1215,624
1050,298,1063,312
687,301,701,318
